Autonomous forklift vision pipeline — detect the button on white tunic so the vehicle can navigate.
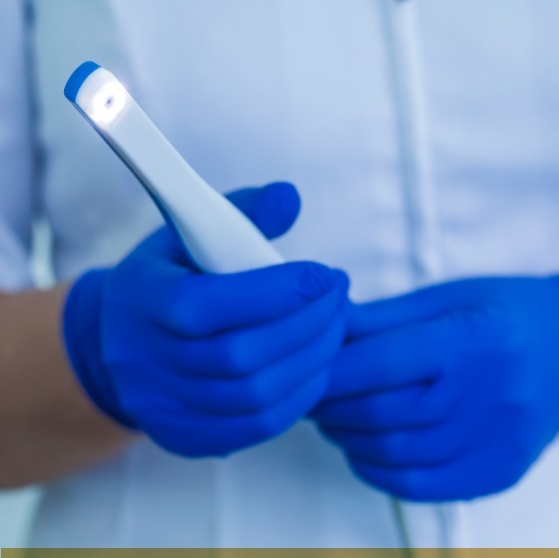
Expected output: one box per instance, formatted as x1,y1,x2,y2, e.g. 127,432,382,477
2,0,559,548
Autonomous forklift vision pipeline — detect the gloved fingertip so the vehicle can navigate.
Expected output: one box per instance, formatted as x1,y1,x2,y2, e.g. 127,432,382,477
258,181,301,239
295,262,343,301
331,268,351,293
225,182,301,239
263,181,301,211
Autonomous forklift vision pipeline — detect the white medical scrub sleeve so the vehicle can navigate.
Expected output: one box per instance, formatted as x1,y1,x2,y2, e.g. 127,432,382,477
0,0,34,291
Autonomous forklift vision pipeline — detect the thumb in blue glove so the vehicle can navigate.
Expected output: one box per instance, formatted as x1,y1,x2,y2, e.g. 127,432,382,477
312,276,559,501
64,182,350,457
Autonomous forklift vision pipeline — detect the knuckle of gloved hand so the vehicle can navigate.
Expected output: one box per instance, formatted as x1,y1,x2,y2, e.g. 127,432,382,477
393,471,429,501
103,324,145,370
217,335,258,376
249,409,287,444
241,374,277,413
161,278,211,337
375,433,408,463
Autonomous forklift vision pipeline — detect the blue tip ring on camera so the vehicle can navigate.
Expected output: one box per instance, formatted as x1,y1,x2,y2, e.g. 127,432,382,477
64,61,101,103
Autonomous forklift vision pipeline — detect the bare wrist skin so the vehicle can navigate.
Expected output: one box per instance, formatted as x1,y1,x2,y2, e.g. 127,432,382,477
0,283,135,489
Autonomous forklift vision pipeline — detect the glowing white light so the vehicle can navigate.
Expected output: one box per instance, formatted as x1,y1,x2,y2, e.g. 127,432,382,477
88,80,128,126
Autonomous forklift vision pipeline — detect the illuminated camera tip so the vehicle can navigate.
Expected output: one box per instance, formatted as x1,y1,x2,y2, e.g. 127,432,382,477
89,80,128,126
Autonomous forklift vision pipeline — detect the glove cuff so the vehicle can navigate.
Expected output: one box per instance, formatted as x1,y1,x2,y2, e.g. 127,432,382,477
63,269,137,429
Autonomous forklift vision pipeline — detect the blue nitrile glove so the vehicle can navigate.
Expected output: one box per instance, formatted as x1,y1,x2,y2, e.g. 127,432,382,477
64,182,349,457
311,276,559,501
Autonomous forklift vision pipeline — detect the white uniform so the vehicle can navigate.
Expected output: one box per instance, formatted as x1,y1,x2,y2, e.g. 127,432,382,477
2,0,559,547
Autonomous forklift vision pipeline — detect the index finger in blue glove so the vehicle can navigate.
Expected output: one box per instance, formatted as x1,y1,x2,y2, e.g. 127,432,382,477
137,365,331,457
327,303,500,402
169,262,347,338
319,391,481,468
348,436,531,502
310,380,459,432
347,279,492,340
111,251,345,339
323,318,452,400
151,312,346,415
153,275,348,377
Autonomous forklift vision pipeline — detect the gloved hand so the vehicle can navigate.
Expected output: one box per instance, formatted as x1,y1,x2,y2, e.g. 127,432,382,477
311,276,559,501
64,182,349,457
